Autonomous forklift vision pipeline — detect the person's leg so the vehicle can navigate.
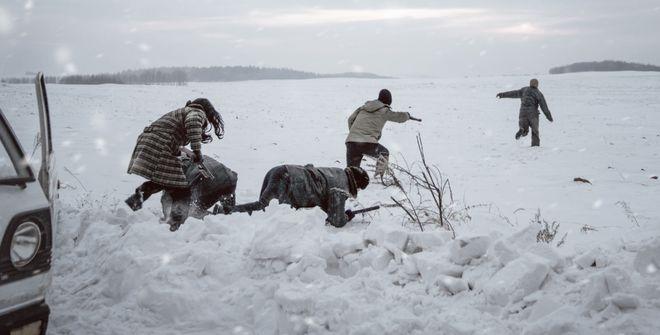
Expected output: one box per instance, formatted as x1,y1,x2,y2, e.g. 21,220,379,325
232,166,287,214
530,116,540,147
372,144,390,178
346,142,365,167
126,180,164,211
517,115,530,140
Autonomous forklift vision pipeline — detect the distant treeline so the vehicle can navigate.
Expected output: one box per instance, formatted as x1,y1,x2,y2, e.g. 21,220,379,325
549,60,660,74
1,66,388,85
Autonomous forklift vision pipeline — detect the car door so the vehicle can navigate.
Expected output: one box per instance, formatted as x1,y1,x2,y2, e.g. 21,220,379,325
35,72,57,204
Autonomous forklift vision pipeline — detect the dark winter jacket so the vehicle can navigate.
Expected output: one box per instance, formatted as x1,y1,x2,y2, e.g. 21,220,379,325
279,164,357,227
499,87,552,120
127,106,207,188
182,156,237,210
346,100,410,143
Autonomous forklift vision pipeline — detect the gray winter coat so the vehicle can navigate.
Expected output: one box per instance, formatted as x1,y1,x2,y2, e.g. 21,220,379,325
499,87,552,120
346,100,410,143
281,164,357,227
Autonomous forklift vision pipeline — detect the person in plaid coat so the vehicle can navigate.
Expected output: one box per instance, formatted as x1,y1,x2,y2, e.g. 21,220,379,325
125,98,225,213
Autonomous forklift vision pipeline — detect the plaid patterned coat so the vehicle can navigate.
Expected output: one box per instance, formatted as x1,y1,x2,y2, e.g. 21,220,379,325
127,106,207,188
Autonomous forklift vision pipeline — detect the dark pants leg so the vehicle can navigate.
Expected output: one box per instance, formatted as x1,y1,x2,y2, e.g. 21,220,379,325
232,166,288,214
137,181,164,201
346,142,390,167
518,114,540,146
518,116,530,138
529,116,540,147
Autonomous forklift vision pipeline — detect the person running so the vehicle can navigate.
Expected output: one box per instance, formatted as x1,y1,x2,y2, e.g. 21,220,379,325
496,78,554,147
345,89,411,178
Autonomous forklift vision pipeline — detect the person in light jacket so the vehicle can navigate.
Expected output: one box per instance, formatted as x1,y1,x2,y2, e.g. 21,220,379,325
345,89,410,177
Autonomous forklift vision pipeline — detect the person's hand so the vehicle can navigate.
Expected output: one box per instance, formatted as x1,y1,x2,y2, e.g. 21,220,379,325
547,115,554,122
496,93,502,99
193,150,203,163
345,209,356,222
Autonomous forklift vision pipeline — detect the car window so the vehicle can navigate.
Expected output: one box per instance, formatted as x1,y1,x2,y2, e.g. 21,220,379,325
0,141,18,179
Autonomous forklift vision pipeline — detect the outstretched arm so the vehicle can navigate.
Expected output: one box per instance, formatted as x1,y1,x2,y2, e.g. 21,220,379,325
384,107,411,123
497,89,522,99
539,93,553,122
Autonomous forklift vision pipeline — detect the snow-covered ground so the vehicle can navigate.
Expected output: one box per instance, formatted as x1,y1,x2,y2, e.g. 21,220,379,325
1,72,660,334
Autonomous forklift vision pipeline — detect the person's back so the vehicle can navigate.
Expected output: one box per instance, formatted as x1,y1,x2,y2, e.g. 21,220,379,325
283,164,352,210
518,86,548,115
346,100,407,143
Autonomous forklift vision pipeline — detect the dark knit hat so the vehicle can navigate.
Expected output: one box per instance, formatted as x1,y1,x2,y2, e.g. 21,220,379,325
378,89,392,105
530,78,539,88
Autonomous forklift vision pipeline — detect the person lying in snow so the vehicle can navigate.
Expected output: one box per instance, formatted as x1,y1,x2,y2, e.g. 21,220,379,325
161,151,237,231
125,98,225,220
345,89,411,178
496,78,554,147
227,165,370,227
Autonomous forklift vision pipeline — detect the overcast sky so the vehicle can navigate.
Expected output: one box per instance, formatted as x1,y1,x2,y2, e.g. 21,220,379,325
1,0,659,77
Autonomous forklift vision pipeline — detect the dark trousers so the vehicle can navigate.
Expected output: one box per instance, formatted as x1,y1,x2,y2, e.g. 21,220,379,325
518,114,540,147
346,142,389,167
232,166,289,213
137,181,191,209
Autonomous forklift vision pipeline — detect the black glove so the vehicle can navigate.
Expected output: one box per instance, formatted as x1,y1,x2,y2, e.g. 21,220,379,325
547,115,554,122
345,209,356,222
496,93,502,99
193,150,203,163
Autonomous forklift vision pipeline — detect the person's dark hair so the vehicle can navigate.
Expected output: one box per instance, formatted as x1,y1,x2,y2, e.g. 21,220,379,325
378,89,392,105
186,98,225,140
348,166,370,190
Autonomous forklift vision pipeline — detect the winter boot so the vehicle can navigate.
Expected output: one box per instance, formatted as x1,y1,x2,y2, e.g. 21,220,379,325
125,189,144,211
374,155,389,179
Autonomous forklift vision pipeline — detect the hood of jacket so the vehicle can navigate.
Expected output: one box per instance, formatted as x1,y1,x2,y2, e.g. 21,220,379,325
361,99,390,113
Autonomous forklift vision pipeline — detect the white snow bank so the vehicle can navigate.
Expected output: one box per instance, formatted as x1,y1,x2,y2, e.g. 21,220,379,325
48,202,660,334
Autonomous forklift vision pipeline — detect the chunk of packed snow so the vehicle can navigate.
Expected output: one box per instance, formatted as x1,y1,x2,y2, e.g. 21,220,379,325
574,248,609,269
527,296,562,322
483,255,550,306
413,251,464,285
582,267,632,313
286,255,327,283
528,243,564,271
437,275,469,295
609,293,640,310
358,245,393,270
331,233,365,258
490,239,520,266
406,231,453,252
449,236,491,265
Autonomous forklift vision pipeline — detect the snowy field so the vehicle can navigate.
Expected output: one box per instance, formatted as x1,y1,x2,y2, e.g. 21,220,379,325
1,72,660,334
